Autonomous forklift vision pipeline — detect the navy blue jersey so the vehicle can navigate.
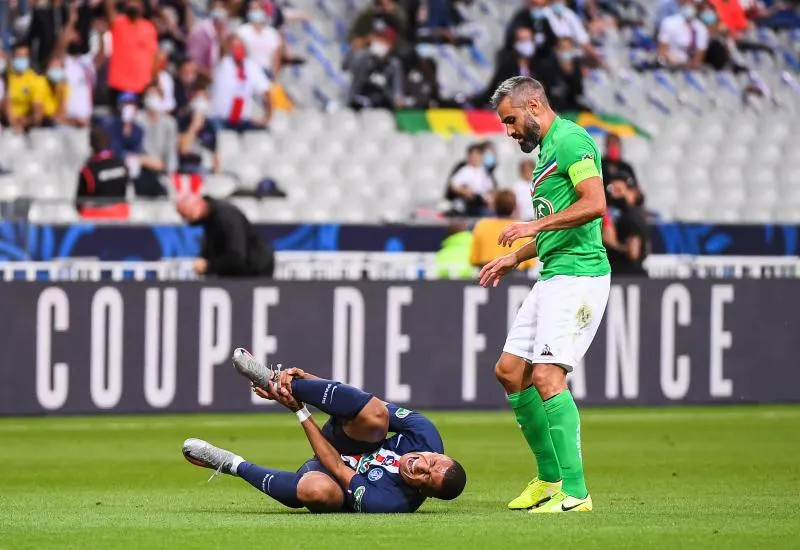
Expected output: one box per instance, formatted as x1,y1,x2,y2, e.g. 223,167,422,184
341,404,444,513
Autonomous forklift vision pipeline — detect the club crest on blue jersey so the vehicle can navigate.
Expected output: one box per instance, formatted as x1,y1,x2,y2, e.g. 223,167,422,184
368,468,384,481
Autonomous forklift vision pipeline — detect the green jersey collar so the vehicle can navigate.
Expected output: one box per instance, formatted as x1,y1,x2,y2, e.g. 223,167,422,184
541,116,562,149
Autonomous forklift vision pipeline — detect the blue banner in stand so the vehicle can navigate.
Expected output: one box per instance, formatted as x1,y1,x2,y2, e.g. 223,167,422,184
0,221,799,261
0,279,798,415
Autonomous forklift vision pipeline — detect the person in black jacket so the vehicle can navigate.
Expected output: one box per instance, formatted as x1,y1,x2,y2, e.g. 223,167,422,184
176,194,275,277
76,125,129,213
503,0,559,56
606,179,649,276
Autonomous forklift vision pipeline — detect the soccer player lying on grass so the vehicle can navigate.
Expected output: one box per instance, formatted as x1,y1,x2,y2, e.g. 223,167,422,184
183,349,467,513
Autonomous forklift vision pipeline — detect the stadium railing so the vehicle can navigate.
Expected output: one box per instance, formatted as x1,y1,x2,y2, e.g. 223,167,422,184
1,254,798,281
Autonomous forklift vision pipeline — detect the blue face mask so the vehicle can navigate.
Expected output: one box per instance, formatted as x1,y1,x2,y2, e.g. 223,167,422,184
415,43,437,59
551,3,566,15
248,10,267,24
47,67,65,82
681,5,697,19
12,57,29,73
700,9,717,25
530,7,546,19
483,152,496,170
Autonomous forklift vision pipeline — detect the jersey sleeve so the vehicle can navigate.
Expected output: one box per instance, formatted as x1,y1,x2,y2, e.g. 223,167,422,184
555,131,601,186
346,474,407,513
386,404,444,453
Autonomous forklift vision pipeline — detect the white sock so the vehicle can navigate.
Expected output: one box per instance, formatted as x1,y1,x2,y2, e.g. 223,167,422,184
230,455,245,476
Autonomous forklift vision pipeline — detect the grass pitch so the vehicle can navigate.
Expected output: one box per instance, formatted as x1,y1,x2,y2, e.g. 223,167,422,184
1,406,799,550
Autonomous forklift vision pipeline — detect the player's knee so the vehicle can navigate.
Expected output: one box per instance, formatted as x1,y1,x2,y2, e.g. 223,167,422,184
531,364,567,399
494,357,515,386
297,473,343,512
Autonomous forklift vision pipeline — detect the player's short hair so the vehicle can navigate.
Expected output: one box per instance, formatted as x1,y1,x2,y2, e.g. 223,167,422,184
490,76,549,110
434,459,467,501
494,190,517,218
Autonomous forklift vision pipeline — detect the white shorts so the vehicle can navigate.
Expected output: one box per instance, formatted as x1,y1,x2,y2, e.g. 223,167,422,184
503,274,610,372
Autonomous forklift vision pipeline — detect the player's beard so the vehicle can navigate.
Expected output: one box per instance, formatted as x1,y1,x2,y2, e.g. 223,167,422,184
518,113,541,153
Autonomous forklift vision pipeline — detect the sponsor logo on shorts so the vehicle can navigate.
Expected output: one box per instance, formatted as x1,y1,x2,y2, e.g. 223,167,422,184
395,407,411,419
353,486,366,512
368,468,384,481
540,344,553,357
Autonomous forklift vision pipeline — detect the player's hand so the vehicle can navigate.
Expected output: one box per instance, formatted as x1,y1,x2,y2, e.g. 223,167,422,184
193,258,208,274
478,253,518,288
498,222,539,247
278,367,306,397
253,383,303,412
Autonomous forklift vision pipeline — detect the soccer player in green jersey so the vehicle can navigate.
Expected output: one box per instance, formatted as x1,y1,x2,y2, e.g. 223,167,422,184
479,76,611,513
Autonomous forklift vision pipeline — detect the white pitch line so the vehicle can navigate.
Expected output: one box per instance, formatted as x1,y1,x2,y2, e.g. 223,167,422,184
0,408,798,432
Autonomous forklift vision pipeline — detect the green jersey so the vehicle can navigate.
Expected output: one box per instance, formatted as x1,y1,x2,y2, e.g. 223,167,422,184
530,117,611,280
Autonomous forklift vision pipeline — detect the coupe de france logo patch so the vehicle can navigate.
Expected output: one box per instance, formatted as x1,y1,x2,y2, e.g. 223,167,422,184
368,468,384,481
395,408,411,418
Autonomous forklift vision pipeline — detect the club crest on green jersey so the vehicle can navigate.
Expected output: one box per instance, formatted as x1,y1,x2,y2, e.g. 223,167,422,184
532,197,554,220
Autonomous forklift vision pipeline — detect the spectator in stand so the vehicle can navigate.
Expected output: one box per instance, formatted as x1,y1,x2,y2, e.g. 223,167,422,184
602,133,641,199
447,143,494,217
187,0,229,76
26,0,69,70
237,0,283,78
474,26,542,106
470,190,536,270
175,193,275,278
434,222,474,279
178,76,221,175
136,83,177,196
153,3,188,60
345,27,404,110
606,179,649,276
504,0,559,57
40,56,69,126
512,159,536,221
657,0,709,70
76,125,130,216
4,43,44,132
703,5,749,72
349,0,408,53
105,92,145,185
546,0,604,67
105,0,159,105
538,37,590,112
154,46,177,112
210,35,272,131
62,18,100,128
173,58,198,117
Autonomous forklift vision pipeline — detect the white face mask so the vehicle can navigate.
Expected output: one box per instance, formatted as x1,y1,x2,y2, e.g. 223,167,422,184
515,40,535,57
370,40,390,58
144,95,162,113
121,104,138,123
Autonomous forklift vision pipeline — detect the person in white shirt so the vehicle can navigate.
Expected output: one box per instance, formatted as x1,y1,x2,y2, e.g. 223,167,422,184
155,48,177,113
512,159,536,221
546,0,603,67
657,0,709,69
237,0,283,78
449,144,494,217
210,35,272,131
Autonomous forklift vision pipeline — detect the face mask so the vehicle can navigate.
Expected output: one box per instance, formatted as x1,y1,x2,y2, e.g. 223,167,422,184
370,40,390,58
483,152,496,170
551,3,566,15
248,10,267,24
557,51,572,62
415,43,436,59
530,7,546,19
515,40,535,57
191,98,209,115
606,143,621,162
232,44,246,62
124,5,140,18
681,5,697,19
12,57,29,73
211,7,228,21
121,104,138,123
700,9,717,25
144,95,162,112
67,42,83,56
47,67,65,82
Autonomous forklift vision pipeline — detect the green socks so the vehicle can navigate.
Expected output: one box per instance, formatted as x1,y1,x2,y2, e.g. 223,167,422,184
543,390,588,498
507,386,561,483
